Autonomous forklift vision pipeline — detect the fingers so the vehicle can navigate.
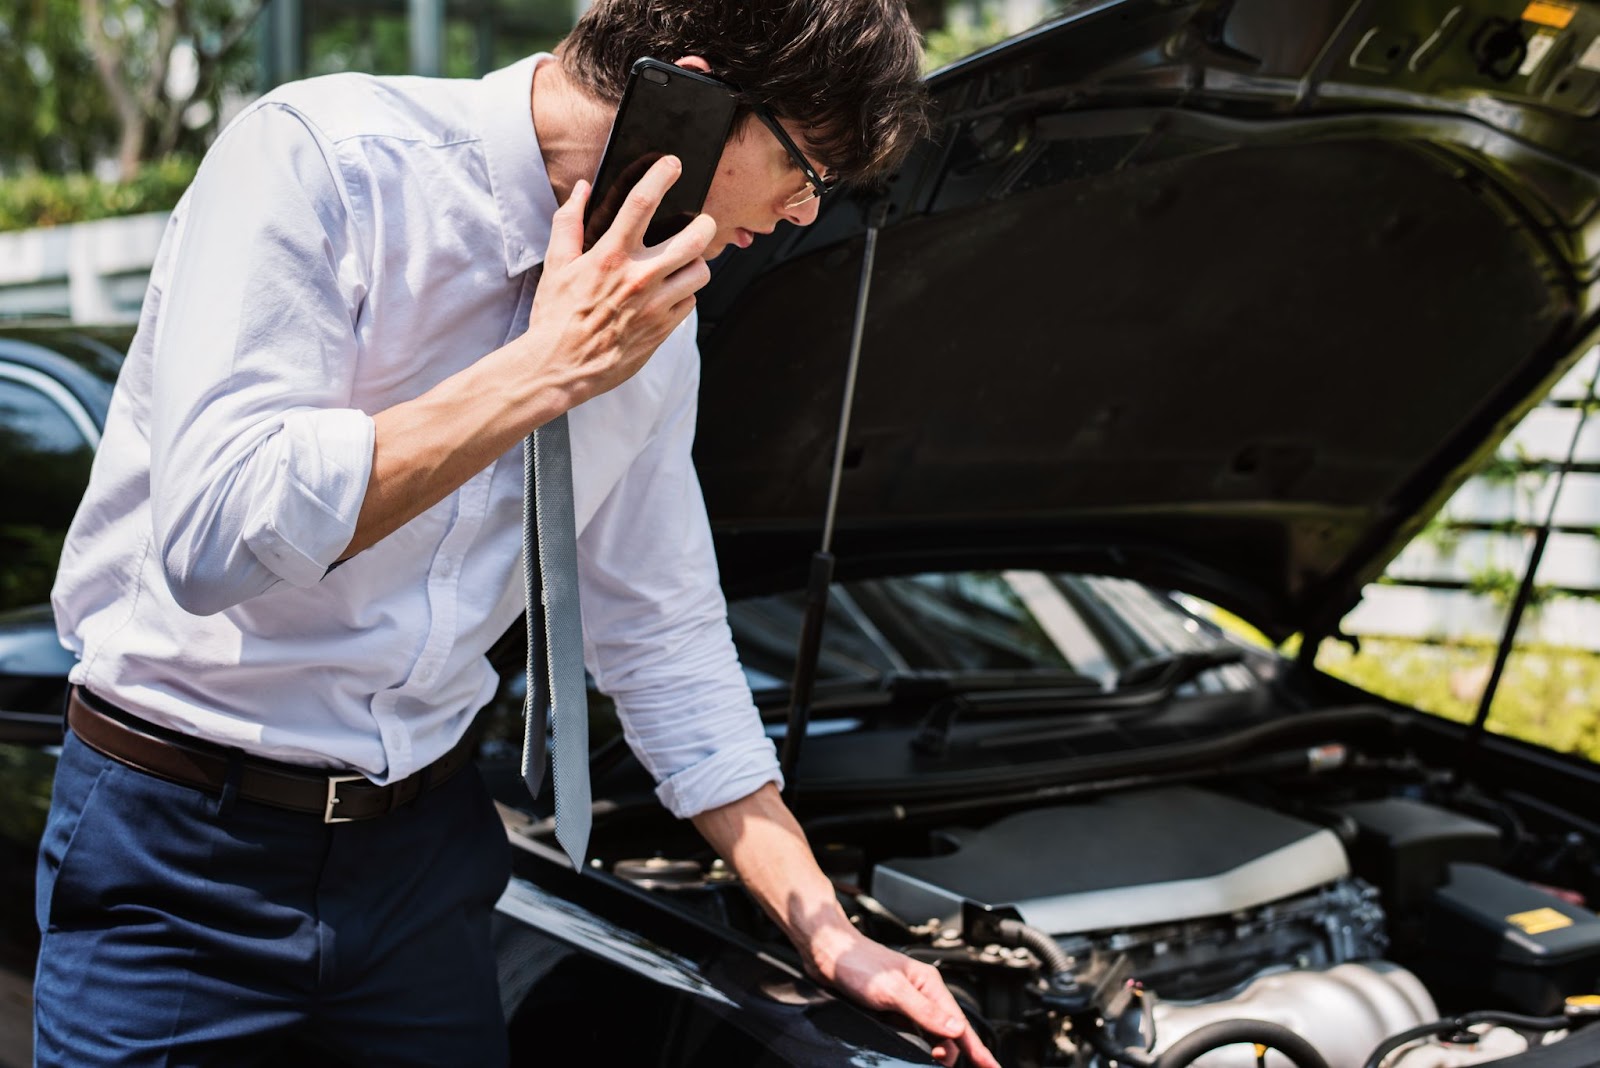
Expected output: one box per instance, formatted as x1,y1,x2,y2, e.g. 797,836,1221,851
544,180,589,270
907,964,968,1038
656,211,716,261
602,154,682,249
958,1027,1003,1068
659,251,712,307
906,965,1001,1068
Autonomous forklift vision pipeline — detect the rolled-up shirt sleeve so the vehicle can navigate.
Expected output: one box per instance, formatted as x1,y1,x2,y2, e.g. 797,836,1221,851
149,102,373,616
577,360,782,819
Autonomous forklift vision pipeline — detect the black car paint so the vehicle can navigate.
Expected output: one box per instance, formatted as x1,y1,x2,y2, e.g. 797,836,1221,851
494,840,936,1066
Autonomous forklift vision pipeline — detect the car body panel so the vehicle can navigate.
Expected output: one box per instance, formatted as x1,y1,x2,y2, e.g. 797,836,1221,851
494,832,936,1066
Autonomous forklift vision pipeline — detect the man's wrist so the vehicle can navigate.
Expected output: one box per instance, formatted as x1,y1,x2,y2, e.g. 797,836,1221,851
791,909,862,980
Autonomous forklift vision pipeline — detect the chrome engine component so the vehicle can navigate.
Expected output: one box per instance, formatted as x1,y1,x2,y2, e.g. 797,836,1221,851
870,787,1349,935
1147,962,1436,1068
1381,1025,1532,1068
612,856,737,891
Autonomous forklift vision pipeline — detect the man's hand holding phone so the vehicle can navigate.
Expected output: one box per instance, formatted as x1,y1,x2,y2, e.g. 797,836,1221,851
520,155,714,408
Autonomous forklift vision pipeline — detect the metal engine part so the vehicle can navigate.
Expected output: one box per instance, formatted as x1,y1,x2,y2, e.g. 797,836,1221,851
1382,1025,1532,1068
1145,962,1437,1068
1061,877,1388,999
612,856,737,891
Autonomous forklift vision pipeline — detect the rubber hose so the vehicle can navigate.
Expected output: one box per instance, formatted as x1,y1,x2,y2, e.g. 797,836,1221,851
1360,1011,1572,1068
1155,1020,1331,1068
1082,1018,1154,1067
996,918,1073,974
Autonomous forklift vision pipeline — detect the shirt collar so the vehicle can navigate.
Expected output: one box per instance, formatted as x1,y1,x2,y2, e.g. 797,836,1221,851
479,54,561,278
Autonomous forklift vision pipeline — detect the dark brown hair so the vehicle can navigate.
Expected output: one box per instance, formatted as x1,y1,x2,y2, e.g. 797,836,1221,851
558,0,928,183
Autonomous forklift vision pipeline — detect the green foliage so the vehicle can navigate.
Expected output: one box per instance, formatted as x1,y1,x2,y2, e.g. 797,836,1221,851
87,0,263,174
0,0,118,173
0,156,197,232
923,9,1014,71
1,0,259,178
1418,512,1463,558
1479,447,1527,486
1465,564,1560,613
305,10,411,78
1317,636,1600,762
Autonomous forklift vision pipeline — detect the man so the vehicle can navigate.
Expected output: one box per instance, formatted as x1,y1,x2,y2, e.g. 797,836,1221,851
38,1,1000,1066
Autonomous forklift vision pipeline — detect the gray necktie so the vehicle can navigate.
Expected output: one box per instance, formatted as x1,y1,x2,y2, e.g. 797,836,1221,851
521,269,592,870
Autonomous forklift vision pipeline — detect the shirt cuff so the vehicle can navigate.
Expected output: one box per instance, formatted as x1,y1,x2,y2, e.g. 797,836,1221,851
653,736,784,819
242,408,374,587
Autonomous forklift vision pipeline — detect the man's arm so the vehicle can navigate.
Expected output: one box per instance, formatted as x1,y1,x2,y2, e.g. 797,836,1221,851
341,156,711,560
693,784,1001,1068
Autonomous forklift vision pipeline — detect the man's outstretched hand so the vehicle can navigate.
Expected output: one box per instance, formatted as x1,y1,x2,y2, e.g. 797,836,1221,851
805,924,1001,1068
692,784,1000,1068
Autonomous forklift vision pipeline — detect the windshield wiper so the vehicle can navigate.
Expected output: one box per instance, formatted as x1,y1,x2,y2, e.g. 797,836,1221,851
1114,646,1247,692
909,648,1248,757
905,669,1103,757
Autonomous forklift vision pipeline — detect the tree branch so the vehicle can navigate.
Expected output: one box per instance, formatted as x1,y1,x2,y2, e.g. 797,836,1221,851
198,0,267,66
156,0,266,155
80,0,138,124
138,0,183,115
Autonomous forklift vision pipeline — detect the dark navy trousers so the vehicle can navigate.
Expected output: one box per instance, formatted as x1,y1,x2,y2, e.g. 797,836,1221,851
34,729,513,1067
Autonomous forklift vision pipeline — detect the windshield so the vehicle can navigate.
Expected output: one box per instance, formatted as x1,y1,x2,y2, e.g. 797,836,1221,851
728,570,1256,695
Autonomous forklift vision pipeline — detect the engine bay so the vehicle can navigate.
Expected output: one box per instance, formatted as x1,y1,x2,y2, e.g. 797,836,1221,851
589,726,1600,1068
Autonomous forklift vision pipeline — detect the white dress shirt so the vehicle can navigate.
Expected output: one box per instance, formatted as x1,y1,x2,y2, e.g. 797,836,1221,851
51,56,782,819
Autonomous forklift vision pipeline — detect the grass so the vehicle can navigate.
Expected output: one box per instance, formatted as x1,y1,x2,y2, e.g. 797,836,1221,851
1316,636,1600,761
1191,600,1600,763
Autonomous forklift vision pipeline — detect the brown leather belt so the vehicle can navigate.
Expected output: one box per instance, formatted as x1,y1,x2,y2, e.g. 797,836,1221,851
67,688,475,823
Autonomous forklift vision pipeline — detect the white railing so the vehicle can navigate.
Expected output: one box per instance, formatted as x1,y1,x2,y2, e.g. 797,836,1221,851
1345,348,1600,651
0,212,169,323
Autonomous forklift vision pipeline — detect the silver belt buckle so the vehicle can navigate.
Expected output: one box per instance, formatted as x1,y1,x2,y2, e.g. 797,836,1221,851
324,774,365,823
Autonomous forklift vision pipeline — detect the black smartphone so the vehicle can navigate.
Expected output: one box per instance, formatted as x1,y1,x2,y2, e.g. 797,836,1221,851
582,58,740,250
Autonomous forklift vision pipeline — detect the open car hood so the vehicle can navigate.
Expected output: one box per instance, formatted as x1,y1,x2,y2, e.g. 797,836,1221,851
693,0,1600,643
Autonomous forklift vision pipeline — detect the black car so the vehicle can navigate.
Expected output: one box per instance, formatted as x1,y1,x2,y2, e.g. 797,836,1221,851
9,1,1600,1065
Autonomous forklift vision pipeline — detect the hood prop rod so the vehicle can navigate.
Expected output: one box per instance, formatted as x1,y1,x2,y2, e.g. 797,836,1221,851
1462,353,1600,773
780,201,889,804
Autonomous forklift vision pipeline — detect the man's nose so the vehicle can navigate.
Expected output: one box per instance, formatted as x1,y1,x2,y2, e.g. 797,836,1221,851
782,195,822,228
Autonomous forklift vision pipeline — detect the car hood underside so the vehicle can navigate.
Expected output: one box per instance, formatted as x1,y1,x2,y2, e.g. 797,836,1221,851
693,0,1600,642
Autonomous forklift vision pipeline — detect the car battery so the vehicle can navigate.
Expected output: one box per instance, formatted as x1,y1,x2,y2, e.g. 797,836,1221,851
1421,862,1600,1015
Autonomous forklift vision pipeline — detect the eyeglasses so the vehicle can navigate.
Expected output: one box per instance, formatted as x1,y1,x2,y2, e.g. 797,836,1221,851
749,104,837,210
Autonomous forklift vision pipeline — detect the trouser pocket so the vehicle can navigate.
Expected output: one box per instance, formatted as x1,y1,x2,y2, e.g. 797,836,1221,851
35,731,112,933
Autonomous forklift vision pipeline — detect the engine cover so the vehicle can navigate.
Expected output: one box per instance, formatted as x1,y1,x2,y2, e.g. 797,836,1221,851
870,786,1349,933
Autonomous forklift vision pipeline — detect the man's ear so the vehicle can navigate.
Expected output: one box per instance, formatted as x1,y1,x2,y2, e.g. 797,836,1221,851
673,56,712,74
